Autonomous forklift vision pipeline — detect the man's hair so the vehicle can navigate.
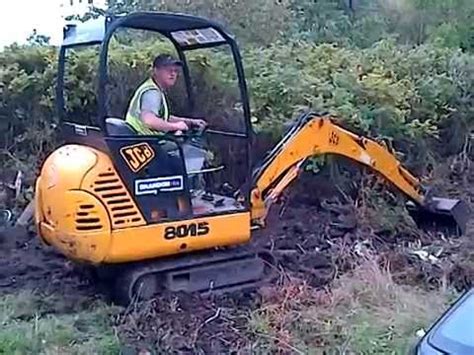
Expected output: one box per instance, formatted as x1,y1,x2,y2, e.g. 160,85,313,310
153,54,183,69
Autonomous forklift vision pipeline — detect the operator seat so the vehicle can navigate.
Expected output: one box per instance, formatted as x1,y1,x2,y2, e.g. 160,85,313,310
106,117,136,136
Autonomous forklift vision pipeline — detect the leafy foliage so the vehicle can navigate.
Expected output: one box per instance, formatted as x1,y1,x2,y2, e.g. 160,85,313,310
1,0,474,177
244,40,473,161
1,38,473,177
289,0,474,50
107,0,293,46
0,45,58,173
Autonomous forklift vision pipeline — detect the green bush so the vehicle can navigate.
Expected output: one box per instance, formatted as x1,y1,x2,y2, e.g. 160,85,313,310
1,39,473,178
0,45,58,173
289,0,474,51
107,0,293,47
244,40,473,160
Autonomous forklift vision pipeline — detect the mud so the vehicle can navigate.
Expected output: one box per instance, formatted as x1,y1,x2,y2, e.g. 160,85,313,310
0,226,102,314
0,167,472,353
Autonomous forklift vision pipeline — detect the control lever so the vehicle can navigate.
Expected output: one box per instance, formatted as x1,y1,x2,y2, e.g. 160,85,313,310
202,161,215,201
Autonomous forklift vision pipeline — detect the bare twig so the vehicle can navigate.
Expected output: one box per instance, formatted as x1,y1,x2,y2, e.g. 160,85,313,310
296,243,306,254
192,307,222,344
15,199,35,227
203,308,222,325
0,149,27,169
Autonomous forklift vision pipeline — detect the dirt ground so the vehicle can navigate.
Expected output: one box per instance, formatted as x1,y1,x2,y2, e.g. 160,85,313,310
0,165,472,353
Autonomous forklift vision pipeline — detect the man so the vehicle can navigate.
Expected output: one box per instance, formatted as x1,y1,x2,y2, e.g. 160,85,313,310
126,54,212,192
126,54,207,135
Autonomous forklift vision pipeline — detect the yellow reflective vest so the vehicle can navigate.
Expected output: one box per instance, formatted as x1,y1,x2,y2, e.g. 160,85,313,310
125,78,170,135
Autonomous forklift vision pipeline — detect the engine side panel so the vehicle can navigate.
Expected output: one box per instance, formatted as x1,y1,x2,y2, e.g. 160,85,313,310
37,189,112,263
35,143,144,263
81,149,146,230
35,144,100,241
104,212,251,263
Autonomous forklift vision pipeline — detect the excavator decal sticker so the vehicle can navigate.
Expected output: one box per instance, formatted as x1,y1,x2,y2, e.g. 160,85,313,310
329,131,340,146
164,222,210,240
120,142,155,172
134,175,184,195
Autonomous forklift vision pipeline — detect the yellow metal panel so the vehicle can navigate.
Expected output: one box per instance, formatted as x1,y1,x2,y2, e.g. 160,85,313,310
81,148,146,229
39,145,97,190
105,212,251,263
38,190,112,264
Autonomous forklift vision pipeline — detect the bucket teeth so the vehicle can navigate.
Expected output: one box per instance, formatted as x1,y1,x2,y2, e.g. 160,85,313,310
406,197,470,236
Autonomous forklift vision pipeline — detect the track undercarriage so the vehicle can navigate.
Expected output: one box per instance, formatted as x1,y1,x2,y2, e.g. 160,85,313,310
95,246,277,305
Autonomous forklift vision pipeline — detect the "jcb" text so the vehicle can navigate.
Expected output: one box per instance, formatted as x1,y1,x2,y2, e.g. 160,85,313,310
120,143,155,172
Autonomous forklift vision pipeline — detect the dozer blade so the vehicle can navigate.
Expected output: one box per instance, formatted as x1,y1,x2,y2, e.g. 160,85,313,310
406,197,470,236
102,246,277,305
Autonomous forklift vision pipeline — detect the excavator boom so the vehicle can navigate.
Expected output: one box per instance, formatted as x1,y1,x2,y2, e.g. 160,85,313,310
250,112,469,235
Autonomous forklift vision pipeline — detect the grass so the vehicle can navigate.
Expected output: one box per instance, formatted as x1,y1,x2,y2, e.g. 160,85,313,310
0,291,121,355
247,256,456,354
0,260,463,354
0,239,468,354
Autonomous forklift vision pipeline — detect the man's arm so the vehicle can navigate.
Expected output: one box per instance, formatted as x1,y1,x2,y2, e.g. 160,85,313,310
139,90,188,132
169,115,207,129
141,112,188,132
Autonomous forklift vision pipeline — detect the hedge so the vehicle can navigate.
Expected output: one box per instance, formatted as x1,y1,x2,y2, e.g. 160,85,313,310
1,39,473,179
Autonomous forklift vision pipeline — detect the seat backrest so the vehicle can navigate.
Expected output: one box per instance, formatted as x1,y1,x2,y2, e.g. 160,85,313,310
106,118,136,136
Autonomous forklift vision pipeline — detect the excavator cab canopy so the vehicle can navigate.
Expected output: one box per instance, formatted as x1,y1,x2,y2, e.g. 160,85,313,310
56,11,254,222
57,11,251,137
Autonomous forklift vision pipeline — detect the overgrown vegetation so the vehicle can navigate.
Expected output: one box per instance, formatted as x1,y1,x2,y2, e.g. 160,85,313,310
0,259,454,354
104,0,474,50
1,40,473,177
248,257,453,353
1,1,473,178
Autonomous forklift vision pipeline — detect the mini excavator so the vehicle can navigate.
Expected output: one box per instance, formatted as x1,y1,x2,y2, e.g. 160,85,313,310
34,12,470,304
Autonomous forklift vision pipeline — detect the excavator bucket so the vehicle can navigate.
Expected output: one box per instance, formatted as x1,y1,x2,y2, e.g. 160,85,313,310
406,197,470,236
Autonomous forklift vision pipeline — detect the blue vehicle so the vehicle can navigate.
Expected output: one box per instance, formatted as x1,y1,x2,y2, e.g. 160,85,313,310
414,288,474,354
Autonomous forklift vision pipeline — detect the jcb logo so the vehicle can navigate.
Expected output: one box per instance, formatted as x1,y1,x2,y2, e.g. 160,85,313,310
164,222,210,240
329,131,340,146
120,143,155,172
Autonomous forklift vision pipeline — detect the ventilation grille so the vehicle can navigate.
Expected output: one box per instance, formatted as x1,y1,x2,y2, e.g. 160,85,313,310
93,171,145,229
75,204,103,232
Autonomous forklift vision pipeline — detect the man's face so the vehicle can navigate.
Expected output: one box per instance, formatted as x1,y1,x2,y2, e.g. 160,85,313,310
154,65,180,88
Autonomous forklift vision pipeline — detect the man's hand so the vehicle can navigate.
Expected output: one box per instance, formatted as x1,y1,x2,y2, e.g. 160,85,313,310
172,121,189,131
169,115,207,130
189,118,207,129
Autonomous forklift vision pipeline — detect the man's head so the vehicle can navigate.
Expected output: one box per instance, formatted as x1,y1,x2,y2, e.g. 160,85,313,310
152,54,183,89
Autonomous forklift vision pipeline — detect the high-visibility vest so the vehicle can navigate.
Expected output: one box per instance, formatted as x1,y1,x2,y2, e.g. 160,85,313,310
125,78,170,135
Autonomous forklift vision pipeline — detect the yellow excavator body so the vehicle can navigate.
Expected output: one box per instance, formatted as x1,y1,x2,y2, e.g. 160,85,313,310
35,144,251,264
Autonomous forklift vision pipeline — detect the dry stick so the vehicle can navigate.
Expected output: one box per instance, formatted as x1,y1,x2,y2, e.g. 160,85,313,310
0,149,27,170
15,199,35,227
192,307,222,345
296,243,306,254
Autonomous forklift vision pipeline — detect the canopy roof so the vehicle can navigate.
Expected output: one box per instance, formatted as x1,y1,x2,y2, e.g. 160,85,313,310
62,11,231,49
